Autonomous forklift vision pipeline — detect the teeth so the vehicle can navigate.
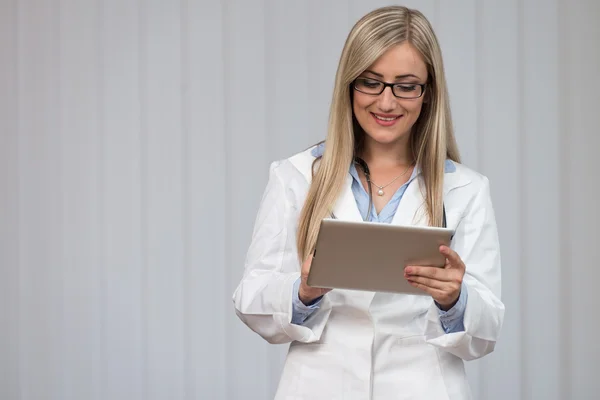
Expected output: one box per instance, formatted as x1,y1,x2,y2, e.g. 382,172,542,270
374,114,398,121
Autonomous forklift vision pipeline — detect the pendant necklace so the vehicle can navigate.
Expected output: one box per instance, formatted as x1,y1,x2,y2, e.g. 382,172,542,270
370,164,412,196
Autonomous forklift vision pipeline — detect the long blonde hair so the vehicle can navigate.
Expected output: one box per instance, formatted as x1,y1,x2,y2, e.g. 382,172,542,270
297,6,461,262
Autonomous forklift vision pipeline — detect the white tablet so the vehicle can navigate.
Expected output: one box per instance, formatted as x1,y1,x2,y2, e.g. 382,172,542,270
306,218,454,295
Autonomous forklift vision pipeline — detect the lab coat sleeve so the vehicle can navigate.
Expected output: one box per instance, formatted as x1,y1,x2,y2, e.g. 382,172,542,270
425,176,505,361
232,161,333,344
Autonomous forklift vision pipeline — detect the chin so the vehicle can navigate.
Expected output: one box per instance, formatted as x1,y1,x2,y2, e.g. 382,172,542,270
365,127,409,145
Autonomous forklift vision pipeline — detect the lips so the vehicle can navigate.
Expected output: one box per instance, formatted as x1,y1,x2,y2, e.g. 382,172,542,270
371,112,402,126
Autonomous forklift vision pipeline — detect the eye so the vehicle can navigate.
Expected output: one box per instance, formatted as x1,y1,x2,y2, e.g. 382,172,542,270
357,78,382,89
395,84,418,92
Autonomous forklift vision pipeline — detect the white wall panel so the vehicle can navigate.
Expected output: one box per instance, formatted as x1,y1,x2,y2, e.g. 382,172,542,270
17,1,65,399
521,1,561,399
562,2,600,399
182,1,228,399
141,1,186,399
102,1,145,399
59,1,103,399
477,2,523,400
265,0,310,161
1,1,599,399
0,1,20,399
222,1,271,399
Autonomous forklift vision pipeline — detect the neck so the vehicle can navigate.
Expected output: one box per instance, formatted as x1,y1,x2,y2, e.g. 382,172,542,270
360,135,413,168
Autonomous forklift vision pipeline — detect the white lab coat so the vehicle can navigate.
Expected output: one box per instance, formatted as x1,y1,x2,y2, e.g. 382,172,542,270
233,146,504,400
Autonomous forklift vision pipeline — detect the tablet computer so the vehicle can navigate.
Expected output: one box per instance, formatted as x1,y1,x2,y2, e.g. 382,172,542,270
306,218,454,295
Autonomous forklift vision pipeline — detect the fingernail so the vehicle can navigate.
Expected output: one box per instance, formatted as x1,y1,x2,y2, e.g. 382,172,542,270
405,268,412,274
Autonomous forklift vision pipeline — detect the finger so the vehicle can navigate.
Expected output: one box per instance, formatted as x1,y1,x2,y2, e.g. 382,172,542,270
405,275,446,290
406,279,445,298
404,266,453,282
439,246,465,270
406,279,459,307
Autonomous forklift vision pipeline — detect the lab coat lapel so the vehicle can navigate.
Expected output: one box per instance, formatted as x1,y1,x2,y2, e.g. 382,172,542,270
391,177,428,227
289,148,363,222
331,174,363,222
442,166,470,197
391,166,471,227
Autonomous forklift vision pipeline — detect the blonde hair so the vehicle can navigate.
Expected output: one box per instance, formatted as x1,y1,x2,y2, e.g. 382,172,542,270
296,6,461,262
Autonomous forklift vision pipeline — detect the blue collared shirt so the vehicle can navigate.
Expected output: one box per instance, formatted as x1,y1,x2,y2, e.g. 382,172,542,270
291,143,467,334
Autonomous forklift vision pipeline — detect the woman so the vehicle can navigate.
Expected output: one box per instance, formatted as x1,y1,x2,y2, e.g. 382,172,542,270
233,6,504,400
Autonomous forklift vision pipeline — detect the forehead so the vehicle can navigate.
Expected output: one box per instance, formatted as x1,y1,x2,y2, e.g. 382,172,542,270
366,42,428,81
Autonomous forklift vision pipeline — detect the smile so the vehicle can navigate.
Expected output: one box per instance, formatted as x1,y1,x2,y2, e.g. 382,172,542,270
371,112,402,126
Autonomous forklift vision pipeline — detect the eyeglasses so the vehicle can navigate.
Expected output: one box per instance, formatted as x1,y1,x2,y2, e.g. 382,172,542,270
353,77,426,99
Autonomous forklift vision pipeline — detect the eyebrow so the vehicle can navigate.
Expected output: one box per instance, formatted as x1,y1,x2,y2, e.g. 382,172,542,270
364,70,421,80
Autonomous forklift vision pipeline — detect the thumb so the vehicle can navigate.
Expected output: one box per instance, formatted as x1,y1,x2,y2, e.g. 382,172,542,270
440,245,463,269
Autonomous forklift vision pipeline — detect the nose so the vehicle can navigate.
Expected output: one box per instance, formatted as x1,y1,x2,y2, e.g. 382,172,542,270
377,86,397,112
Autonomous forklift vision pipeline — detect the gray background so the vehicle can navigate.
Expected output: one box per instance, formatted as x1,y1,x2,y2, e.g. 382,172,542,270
0,0,599,399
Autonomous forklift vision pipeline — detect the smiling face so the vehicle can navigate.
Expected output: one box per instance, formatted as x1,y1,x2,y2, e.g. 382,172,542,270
352,42,429,148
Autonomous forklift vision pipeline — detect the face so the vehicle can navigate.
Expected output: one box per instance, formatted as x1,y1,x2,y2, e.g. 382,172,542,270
352,42,429,147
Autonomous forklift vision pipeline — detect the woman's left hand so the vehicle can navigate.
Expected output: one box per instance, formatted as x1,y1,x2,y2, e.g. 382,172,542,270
404,245,465,311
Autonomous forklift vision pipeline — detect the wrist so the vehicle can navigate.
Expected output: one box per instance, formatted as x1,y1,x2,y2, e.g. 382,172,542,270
298,284,319,306
437,295,459,311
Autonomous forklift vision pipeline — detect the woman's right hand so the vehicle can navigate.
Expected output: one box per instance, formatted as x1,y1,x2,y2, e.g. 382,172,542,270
298,256,332,305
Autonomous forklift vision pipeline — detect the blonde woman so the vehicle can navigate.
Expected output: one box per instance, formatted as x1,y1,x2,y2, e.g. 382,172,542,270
233,6,504,400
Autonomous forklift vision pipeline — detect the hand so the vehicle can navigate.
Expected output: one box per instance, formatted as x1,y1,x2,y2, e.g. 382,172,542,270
403,245,465,310
298,255,331,305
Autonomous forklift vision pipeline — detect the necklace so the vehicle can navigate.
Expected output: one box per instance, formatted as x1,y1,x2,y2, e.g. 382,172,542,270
369,164,412,196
